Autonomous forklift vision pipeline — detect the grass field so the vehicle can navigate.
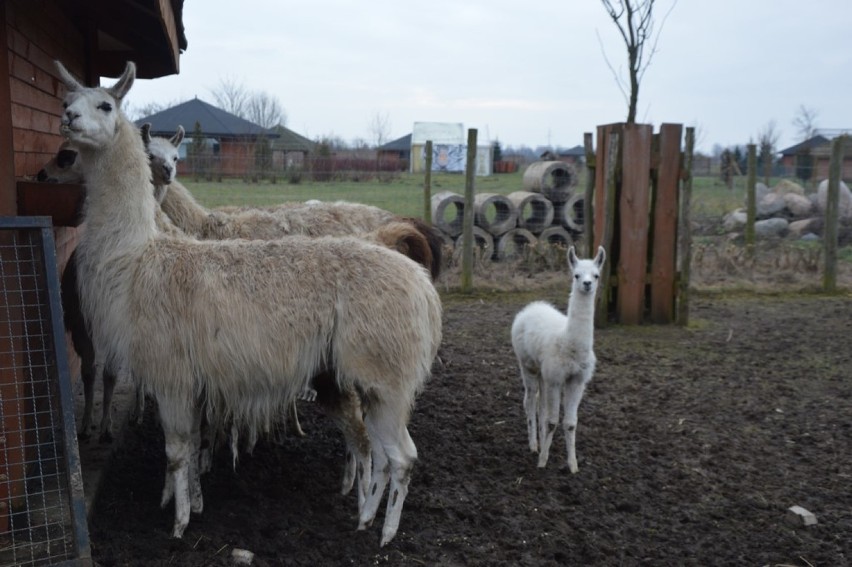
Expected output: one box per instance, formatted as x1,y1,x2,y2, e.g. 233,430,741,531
182,169,752,222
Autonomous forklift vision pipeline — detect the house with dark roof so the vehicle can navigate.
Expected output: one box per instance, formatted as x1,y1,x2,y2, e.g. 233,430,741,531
777,134,852,181
136,98,283,178
269,125,316,168
378,133,412,165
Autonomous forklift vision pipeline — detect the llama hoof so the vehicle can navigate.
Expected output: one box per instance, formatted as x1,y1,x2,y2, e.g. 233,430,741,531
380,528,398,547
171,524,186,539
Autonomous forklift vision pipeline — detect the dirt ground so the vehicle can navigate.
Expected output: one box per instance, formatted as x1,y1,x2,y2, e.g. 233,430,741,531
84,284,852,567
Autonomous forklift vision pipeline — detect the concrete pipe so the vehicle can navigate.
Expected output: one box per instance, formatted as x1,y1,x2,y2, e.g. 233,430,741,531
431,191,465,237
474,193,518,236
454,226,494,261
507,191,554,234
537,225,573,248
521,160,577,203
553,191,585,233
493,228,537,261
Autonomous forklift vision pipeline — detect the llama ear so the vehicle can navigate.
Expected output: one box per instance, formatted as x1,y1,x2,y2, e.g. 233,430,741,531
106,61,136,102
567,246,578,268
595,246,606,268
140,123,152,144
54,60,84,91
171,125,185,147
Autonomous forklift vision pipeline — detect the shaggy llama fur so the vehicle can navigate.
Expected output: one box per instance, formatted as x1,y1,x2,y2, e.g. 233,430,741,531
56,60,442,547
511,246,605,472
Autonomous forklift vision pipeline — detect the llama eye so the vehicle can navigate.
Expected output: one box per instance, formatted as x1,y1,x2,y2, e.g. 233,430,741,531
97,101,112,112
594,274,599,279
574,274,580,279
62,102,68,109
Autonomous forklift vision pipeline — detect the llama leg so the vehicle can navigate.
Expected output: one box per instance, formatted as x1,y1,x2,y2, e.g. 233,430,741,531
287,401,306,437
157,398,196,538
519,365,540,453
77,358,97,440
537,381,561,468
97,366,118,443
188,405,204,513
132,381,146,425
360,407,418,547
562,379,588,474
358,433,390,532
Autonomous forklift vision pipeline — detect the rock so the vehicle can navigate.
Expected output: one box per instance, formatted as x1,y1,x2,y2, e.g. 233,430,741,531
788,218,819,237
801,232,820,241
773,178,805,196
757,192,786,218
232,549,255,565
786,505,818,526
783,193,814,218
816,179,852,219
723,209,747,232
754,217,788,238
754,182,770,203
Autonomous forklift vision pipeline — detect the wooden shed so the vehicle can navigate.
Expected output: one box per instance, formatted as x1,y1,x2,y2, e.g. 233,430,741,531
2,3,186,558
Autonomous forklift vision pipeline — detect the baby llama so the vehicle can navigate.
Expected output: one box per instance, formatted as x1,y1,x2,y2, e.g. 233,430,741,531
511,246,605,472
55,59,441,547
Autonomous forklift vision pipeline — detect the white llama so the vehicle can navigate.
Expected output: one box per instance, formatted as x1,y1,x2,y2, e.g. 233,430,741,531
511,246,605,472
56,60,442,547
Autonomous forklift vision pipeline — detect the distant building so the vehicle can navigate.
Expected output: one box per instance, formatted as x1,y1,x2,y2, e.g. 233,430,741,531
136,98,284,178
778,133,852,181
377,133,412,167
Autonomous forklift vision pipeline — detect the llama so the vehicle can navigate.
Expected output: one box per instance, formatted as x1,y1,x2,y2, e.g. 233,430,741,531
140,124,441,489
510,246,605,472
56,59,442,546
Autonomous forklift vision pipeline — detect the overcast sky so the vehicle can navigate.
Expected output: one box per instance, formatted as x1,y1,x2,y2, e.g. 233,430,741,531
125,0,852,154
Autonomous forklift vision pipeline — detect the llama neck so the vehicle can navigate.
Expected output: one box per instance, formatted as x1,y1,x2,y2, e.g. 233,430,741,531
160,179,210,237
564,289,596,351
77,118,157,253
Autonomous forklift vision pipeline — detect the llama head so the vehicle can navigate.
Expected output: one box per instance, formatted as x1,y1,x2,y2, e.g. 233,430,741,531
55,60,136,148
142,124,184,187
36,141,84,183
568,246,606,295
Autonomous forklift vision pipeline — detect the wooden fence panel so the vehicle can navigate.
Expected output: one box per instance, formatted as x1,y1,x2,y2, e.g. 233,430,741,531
616,124,653,325
650,123,682,323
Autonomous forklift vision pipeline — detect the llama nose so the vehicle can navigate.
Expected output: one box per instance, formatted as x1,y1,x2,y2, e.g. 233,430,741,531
583,280,592,292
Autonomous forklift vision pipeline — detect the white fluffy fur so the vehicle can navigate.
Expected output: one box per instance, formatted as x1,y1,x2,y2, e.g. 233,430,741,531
56,60,442,547
511,246,605,473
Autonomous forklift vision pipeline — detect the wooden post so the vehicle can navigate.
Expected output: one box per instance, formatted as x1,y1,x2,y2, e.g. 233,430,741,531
583,132,596,257
460,129,478,293
423,140,433,223
677,127,695,326
823,135,844,292
745,144,757,250
650,124,683,324
595,127,620,328
616,123,653,325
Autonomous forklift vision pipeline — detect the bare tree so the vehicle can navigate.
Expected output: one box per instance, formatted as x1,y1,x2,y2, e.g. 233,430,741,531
792,104,819,141
368,111,392,148
246,91,287,129
598,0,677,123
757,120,781,185
211,76,250,118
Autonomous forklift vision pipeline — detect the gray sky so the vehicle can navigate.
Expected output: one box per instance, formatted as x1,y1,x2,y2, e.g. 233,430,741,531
126,0,852,154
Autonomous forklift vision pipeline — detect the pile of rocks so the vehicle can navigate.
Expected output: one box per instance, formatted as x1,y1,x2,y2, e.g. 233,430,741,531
722,178,852,241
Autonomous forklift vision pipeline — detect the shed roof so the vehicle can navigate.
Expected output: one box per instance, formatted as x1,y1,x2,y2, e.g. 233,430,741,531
63,0,187,79
269,125,316,152
411,122,465,144
136,98,279,139
379,133,412,151
778,135,830,156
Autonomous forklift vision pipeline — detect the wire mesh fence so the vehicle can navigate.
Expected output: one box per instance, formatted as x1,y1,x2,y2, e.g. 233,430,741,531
0,217,90,567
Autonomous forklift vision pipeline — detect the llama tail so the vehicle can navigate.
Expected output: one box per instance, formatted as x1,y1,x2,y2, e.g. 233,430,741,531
371,220,441,280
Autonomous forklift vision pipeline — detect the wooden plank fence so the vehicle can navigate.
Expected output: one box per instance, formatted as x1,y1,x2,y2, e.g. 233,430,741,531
589,122,692,326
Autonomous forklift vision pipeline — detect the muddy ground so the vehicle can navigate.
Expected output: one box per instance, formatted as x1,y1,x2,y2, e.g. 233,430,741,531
85,285,852,566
